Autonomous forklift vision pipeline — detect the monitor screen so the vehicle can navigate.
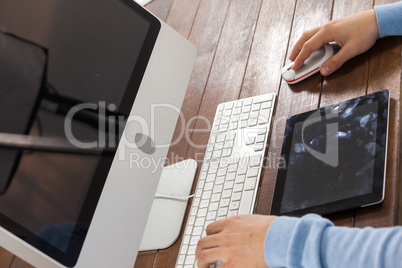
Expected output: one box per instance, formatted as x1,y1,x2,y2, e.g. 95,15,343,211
0,0,160,266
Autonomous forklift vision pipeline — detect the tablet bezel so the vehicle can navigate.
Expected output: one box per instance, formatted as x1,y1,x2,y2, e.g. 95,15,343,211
271,90,389,216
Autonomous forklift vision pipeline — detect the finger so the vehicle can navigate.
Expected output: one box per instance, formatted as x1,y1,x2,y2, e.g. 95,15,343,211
320,44,356,76
196,235,222,258
205,218,231,235
289,27,321,61
292,27,335,70
196,247,226,268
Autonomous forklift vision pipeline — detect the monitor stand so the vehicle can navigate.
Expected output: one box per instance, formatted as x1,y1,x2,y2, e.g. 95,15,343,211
139,159,197,251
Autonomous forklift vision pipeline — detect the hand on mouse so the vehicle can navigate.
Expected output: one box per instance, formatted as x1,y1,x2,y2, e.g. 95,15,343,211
289,9,379,76
195,215,278,268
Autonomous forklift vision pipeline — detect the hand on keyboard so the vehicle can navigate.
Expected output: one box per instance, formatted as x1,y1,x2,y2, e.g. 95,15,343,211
176,94,275,268
195,215,278,268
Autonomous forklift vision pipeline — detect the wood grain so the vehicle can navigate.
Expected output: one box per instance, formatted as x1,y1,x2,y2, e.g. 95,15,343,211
256,0,333,216
0,248,14,268
319,0,374,228
145,0,174,22
355,37,402,228
239,0,297,216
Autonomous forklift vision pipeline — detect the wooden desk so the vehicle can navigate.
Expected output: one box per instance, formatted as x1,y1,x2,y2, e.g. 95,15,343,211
1,0,401,267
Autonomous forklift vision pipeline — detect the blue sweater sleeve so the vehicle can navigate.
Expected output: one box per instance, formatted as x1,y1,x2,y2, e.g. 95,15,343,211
374,1,402,38
264,214,402,268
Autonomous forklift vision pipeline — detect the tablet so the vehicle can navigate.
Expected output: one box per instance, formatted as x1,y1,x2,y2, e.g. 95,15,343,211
271,90,389,216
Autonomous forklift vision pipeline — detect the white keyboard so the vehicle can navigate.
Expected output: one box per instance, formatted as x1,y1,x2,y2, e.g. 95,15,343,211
175,93,276,268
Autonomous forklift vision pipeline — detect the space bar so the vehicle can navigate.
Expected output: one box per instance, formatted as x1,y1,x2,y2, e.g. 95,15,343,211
238,190,254,215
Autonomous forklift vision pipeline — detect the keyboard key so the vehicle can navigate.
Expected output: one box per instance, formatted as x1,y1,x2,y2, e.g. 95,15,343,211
180,245,188,255
226,172,236,181
185,254,196,264
248,118,258,127
222,148,232,157
206,174,216,182
218,207,228,217
209,202,219,211
242,105,251,112
251,103,261,111
183,235,190,245
213,184,223,193
193,226,203,236
178,255,185,265
254,94,273,103
231,192,242,201
233,183,244,192
261,101,272,109
228,210,238,217
213,150,222,158
202,191,212,199
215,176,225,185
185,226,193,235
220,198,230,207
245,136,255,145
250,110,259,118
247,166,259,177
240,120,248,128
200,199,209,208
244,177,257,190
238,190,254,215
207,211,217,220
229,201,240,210
249,155,262,167
253,143,264,151
176,94,276,268
222,189,232,198
224,181,234,190
211,193,221,202
235,174,245,183
197,208,207,217
216,133,226,142
188,245,197,255
256,134,265,143
244,98,252,105
195,217,205,227
225,102,234,109
204,182,213,191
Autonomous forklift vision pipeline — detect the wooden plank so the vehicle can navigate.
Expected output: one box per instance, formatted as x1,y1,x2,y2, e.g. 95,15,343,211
320,0,373,106
319,0,374,227
241,0,296,98
165,0,230,165
241,0,296,215
0,248,14,268
9,258,33,268
255,0,333,216
156,0,263,266
145,0,174,22
185,0,263,163
166,0,200,38
354,36,402,228
136,0,203,266
152,0,231,267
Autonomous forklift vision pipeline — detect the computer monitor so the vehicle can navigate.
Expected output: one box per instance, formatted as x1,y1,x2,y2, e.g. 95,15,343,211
0,0,196,267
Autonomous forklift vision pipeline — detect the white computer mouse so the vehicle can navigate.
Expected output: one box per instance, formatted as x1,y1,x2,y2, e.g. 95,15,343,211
281,44,334,84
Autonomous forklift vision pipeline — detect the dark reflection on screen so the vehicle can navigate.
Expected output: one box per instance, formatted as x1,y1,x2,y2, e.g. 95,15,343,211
0,0,151,265
281,101,379,214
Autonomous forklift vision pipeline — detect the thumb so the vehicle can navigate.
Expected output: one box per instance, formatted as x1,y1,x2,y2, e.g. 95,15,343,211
320,45,356,76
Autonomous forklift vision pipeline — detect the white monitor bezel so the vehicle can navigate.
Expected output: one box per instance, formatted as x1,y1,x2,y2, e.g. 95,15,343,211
0,1,196,267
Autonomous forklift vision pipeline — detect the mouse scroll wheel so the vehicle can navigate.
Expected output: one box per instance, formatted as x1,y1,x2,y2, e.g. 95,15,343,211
287,65,293,71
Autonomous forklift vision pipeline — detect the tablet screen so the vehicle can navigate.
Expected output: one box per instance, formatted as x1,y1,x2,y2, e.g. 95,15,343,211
271,90,389,216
